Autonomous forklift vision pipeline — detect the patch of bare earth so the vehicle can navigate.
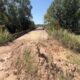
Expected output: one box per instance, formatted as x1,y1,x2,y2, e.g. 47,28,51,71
0,30,80,80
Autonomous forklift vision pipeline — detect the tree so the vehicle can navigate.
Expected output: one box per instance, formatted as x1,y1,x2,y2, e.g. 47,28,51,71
0,0,34,33
44,0,80,34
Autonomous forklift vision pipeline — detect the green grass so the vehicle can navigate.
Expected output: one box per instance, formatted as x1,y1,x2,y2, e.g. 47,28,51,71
47,27,80,53
0,30,13,45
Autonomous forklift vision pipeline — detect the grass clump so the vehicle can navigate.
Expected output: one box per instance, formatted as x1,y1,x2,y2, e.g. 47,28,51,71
24,50,35,74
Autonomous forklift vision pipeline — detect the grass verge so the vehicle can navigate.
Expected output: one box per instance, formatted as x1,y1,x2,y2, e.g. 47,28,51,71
47,27,80,53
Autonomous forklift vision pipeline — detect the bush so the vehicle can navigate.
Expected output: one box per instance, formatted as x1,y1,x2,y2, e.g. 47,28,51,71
0,30,13,45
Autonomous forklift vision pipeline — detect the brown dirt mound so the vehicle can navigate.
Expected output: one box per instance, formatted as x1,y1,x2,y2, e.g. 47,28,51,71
13,40,80,80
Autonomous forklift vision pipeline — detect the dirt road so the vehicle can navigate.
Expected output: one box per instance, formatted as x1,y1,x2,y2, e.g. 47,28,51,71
0,29,80,80
0,30,49,80
16,30,49,41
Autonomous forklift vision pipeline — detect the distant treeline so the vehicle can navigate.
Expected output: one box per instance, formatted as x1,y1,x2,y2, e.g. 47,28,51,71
36,24,44,27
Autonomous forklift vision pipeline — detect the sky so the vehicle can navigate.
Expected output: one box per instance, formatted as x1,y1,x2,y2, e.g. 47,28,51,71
31,0,52,24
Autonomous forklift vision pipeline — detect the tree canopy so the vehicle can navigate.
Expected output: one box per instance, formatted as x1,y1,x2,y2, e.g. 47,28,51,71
0,0,35,33
44,0,80,34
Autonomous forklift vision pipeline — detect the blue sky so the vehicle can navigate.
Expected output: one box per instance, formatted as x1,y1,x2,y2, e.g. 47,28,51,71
31,0,52,24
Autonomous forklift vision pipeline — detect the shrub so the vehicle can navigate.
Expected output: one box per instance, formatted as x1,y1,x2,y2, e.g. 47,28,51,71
0,30,13,45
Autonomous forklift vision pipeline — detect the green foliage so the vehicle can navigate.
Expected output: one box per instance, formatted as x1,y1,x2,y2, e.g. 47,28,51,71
0,30,13,45
44,0,80,34
28,21,36,30
48,27,80,53
0,0,34,33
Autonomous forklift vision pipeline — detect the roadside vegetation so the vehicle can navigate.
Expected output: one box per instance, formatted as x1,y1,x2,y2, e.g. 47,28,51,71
0,0,35,45
0,29,13,45
47,27,80,53
44,0,80,53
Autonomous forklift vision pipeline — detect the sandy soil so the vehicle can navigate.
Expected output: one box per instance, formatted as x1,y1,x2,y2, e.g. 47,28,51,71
0,30,49,80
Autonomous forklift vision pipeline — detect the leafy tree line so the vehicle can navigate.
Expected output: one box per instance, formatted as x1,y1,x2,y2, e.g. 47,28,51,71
0,0,35,34
44,0,80,34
